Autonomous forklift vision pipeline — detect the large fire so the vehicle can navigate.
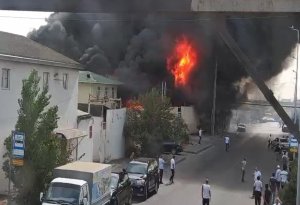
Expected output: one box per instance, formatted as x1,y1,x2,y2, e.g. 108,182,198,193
167,36,198,87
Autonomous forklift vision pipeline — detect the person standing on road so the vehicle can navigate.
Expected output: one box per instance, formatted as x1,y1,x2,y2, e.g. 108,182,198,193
282,151,289,168
252,168,262,198
269,173,277,204
224,134,230,152
158,155,165,184
268,134,272,149
275,165,281,192
202,179,211,205
263,184,272,205
199,128,203,144
280,167,288,189
169,155,175,184
241,158,247,182
254,176,263,205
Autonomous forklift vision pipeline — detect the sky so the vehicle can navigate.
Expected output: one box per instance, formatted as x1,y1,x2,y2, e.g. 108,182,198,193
0,10,297,101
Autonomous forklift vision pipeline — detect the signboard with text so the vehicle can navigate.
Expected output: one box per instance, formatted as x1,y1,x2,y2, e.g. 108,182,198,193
12,131,25,166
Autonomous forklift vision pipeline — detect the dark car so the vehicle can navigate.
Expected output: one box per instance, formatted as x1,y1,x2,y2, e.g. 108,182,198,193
126,158,159,201
162,141,183,155
110,170,133,205
237,123,246,132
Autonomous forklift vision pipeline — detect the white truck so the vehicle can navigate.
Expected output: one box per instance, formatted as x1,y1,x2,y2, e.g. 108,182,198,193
40,161,111,205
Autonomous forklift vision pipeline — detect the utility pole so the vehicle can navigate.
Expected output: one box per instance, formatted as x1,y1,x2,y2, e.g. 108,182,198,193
290,25,300,205
211,59,218,136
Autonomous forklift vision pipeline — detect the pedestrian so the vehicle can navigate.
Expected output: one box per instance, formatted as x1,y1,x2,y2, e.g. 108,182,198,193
202,178,211,205
274,145,281,161
253,168,262,198
224,134,230,152
158,155,165,184
241,158,247,182
263,184,272,205
273,197,282,205
169,155,175,184
199,128,203,144
254,176,263,205
269,173,277,204
268,134,272,149
282,151,289,168
275,165,281,192
280,167,288,189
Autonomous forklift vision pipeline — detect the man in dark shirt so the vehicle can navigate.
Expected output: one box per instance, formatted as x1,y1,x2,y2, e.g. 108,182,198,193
264,184,271,205
269,173,277,204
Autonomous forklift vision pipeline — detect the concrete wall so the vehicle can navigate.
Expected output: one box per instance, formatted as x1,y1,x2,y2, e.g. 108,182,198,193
171,106,199,134
0,59,78,194
92,116,105,162
191,0,300,12
105,108,126,160
77,118,94,162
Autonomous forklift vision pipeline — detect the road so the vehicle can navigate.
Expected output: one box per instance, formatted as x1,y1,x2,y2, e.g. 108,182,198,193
134,122,282,205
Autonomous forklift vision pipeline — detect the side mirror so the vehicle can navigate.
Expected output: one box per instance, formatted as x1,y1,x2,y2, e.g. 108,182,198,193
40,192,44,202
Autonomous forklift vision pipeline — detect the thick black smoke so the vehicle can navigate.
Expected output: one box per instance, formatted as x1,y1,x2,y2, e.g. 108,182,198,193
28,13,300,132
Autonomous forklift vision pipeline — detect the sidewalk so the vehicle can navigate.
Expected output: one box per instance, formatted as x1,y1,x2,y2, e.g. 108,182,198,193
182,135,215,154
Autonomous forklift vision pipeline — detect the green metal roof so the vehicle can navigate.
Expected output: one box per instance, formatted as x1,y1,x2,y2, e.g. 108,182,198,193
79,71,122,85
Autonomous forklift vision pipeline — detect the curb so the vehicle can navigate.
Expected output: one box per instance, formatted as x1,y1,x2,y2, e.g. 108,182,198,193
183,144,213,154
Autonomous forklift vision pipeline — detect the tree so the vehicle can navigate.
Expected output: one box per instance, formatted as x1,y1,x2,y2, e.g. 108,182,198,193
124,89,188,157
280,161,297,205
2,70,70,205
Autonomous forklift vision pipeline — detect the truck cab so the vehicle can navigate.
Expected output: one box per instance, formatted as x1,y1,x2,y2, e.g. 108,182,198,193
41,178,90,205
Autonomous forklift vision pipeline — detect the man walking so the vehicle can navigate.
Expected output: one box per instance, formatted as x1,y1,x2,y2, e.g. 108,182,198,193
202,179,211,205
158,155,165,184
169,155,175,184
199,128,203,144
252,168,262,198
268,134,272,149
241,158,247,182
254,176,263,205
275,165,281,192
282,151,289,168
224,134,230,152
269,173,277,204
263,184,271,205
280,167,288,189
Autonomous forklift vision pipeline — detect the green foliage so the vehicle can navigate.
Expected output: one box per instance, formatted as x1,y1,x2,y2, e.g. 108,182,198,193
280,161,297,205
2,70,70,205
124,89,188,157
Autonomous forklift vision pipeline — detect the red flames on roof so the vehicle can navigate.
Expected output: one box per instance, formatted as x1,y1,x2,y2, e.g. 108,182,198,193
167,36,198,87
125,99,144,111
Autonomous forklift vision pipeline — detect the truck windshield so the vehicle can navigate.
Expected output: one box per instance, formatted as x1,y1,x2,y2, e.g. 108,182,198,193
110,175,119,190
45,182,80,204
127,163,147,174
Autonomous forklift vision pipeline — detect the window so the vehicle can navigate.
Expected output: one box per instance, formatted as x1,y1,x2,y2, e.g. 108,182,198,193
63,73,68,89
43,72,49,89
1,68,10,89
112,87,115,98
89,126,92,138
105,87,108,97
97,87,101,99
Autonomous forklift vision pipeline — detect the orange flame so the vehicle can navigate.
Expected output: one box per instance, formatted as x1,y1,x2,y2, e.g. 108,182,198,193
167,36,197,87
125,99,144,111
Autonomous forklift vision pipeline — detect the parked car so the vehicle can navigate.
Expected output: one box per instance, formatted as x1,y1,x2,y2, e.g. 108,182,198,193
237,123,246,132
110,170,133,205
271,137,289,149
162,141,183,155
126,158,159,201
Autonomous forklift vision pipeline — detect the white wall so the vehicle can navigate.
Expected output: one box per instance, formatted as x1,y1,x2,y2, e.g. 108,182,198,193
105,108,126,160
92,116,105,162
77,118,94,162
0,60,79,194
171,106,199,134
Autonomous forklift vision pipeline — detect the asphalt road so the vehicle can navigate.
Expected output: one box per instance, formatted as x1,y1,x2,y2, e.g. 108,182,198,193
134,123,282,205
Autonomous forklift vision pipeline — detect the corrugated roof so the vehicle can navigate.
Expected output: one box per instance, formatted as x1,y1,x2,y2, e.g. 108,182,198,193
79,71,122,85
0,31,81,69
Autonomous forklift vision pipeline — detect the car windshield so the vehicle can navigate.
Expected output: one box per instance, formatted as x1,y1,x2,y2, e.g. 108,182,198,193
45,182,80,204
110,175,119,190
127,162,147,174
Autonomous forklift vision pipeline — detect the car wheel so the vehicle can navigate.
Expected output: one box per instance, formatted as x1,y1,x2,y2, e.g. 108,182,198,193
171,148,176,155
153,181,158,194
143,185,148,201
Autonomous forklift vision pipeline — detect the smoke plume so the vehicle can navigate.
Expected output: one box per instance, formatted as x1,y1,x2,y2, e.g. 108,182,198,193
28,12,300,132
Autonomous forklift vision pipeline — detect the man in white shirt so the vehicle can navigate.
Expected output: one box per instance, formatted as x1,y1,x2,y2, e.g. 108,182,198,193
241,158,247,182
275,165,281,192
199,128,203,144
169,156,175,184
224,135,230,152
252,168,262,198
202,179,211,205
280,168,288,189
158,155,165,184
253,176,263,205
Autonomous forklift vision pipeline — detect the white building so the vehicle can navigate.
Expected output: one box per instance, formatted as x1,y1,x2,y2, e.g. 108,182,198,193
0,31,92,194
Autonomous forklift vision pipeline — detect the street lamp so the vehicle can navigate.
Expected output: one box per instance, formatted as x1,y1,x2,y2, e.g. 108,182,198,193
290,25,299,125
290,25,300,205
